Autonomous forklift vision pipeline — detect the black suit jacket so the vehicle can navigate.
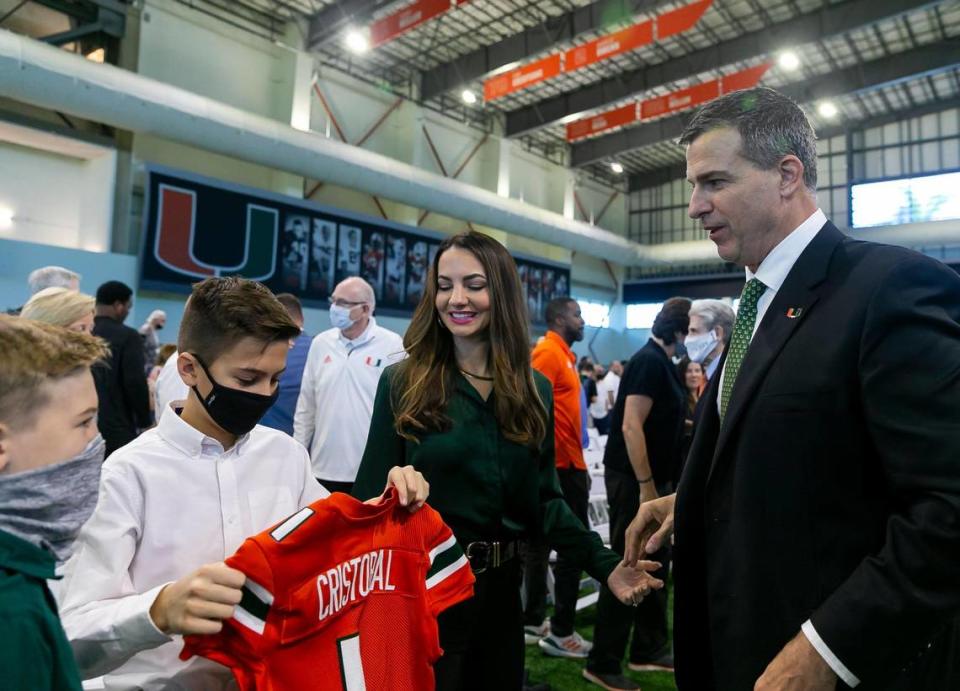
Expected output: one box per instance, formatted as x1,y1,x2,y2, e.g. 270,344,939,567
92,316,151,450
674,222,960,690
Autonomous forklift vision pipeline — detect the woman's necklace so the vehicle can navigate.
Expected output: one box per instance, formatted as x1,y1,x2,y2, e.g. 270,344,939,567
459,368,494,382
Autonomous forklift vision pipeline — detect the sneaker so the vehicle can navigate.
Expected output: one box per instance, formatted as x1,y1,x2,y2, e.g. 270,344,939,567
523,618,550,645
538,631,593,659
582,668,640,691
628,651,674,672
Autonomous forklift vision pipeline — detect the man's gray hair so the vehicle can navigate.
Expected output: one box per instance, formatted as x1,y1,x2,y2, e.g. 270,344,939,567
336,276,376,311
679,87,818,191
690,299,736,344
28,266,81,294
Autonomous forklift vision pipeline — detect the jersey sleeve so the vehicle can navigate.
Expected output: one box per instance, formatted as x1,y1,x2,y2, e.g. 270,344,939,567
420,507,475,618
179,537,277,686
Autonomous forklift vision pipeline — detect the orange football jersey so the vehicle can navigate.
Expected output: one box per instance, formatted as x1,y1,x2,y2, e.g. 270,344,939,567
181,490,475,690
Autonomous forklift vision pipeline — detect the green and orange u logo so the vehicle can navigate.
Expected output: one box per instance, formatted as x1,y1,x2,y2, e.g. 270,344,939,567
154,184,278,281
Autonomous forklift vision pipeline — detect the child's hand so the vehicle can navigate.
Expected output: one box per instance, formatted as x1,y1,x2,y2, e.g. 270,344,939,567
384,465,430,512
150,562,245,635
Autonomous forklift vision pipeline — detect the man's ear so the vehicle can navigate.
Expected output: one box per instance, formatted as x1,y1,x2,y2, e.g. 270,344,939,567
715,325,726,343
177,352,201,388
778,155,806,197
0,423,11,473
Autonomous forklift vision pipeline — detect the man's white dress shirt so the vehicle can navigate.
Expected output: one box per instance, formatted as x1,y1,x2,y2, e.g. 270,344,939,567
716,209,859,686
293,317,405,483
60,403,328,690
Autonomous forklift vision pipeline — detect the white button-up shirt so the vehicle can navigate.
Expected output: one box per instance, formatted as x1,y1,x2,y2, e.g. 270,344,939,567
293,317,405,482
715,208,859,687
60,406,328,690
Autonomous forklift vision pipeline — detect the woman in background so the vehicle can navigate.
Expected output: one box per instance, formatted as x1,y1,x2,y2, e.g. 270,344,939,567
353,231,662,691
20,287,95,333
676,357,704,480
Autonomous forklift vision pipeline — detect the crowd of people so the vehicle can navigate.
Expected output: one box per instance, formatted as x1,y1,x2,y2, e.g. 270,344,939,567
2,86,959,691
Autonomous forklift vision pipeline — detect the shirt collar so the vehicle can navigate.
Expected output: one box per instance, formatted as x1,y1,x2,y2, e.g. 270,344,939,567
157,401,250,457
0,528,55,580
339,317,377,348
544,330,576,364
746,208,827,292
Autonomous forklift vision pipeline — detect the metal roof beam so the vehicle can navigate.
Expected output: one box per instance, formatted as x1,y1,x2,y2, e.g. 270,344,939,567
624,72,960,191
506,0,938,138
574,39,960,168
419,0,671,103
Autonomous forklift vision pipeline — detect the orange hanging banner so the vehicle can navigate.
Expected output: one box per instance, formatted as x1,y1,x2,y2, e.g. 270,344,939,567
564,20,654,72
656,0,713,40
721,62,773,93
566,103,638,141
641,79,720,119
483,54,563,101
371,0,452,47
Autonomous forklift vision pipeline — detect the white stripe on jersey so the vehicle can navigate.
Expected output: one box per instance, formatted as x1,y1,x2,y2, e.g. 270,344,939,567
426,554,469,590
270,507,314,542
233,606,266,635
245,577,274,605
428,534,458,565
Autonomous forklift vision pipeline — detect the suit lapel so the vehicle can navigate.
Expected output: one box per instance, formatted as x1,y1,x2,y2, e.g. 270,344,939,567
707,222,845,486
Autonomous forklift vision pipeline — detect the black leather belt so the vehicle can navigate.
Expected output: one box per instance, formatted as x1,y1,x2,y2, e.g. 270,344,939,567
465,540,519,574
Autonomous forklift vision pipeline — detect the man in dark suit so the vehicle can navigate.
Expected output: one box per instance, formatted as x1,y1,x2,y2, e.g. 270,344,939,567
92,280,151,456
623,86,960,690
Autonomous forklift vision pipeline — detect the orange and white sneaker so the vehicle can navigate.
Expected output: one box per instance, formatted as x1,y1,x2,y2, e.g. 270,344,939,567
537,631,593,659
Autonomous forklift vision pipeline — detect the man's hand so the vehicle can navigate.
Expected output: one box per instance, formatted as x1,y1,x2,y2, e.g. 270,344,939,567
606,561,665,606
755,632,838,691
149,562,245,635
623,493,676,566
384,465,430,512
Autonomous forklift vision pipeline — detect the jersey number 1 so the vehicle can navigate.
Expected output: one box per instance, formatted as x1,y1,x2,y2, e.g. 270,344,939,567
337,634,366,690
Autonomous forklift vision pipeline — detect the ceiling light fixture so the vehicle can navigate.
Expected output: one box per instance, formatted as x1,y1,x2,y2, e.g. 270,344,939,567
345,30,370,55
818,101,839,118
461,89,477,105
610,161,624,174
778,51,800,71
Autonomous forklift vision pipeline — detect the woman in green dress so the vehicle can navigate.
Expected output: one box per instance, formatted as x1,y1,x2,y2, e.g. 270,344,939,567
353,231,662,691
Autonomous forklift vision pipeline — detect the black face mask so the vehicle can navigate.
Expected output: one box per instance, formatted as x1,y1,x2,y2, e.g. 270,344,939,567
190,355,278,436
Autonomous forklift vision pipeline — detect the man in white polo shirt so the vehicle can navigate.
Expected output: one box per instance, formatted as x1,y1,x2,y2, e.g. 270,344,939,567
294,276,405,494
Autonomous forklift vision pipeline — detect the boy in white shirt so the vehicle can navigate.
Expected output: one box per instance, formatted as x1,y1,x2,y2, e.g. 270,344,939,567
60,277,427,690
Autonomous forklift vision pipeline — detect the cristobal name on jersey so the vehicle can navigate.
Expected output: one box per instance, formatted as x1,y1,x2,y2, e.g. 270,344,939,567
316,549,396,621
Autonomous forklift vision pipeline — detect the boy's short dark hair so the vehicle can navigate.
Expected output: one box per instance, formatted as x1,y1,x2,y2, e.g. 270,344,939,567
178,277,300,363
274,293,303,323
651,297,692,345
95,280,133,306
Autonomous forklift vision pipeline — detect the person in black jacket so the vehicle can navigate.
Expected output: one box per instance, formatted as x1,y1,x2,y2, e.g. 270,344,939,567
91,281,151,456
624,87,960,691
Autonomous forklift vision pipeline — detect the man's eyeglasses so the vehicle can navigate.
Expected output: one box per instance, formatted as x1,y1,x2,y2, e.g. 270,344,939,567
329,298,367,308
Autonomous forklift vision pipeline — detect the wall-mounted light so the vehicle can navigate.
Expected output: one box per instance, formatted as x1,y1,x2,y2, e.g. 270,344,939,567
461,89,477,105
610,161,624,174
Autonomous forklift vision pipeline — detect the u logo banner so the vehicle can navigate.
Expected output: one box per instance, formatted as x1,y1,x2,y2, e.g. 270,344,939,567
140,165,570,322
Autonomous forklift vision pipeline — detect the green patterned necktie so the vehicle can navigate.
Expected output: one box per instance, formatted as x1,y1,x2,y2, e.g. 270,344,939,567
719,278,767,420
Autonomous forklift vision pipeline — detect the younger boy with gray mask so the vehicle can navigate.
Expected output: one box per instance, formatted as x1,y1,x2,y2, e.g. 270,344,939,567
0,314,108,690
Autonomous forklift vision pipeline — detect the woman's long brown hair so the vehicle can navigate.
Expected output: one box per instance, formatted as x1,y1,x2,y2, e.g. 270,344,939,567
393,231,548,448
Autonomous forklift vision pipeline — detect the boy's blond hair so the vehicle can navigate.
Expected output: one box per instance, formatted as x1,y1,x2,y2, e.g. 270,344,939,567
0,315,107,427
20,287,95,329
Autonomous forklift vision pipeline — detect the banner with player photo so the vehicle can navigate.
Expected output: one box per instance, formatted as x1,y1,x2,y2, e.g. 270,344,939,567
139,165,569,322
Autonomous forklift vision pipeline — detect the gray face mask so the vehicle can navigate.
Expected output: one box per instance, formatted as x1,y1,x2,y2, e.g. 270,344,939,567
0,434,105,563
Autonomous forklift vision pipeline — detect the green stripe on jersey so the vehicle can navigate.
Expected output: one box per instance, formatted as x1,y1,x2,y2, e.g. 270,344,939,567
427,541,464,581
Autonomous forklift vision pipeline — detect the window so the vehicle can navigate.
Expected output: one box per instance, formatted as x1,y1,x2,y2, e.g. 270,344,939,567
578,300,610,328
851,171,960,228
625,303,663,330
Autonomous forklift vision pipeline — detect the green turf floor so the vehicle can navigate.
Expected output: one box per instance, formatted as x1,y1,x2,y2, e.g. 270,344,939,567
523,585,677,691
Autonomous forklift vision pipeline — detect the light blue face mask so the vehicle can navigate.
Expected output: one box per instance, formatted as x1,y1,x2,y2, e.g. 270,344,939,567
0,434,105,562
684,329,720,363
329,303,357,330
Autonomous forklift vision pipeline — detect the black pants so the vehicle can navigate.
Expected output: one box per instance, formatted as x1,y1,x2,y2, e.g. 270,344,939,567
435,560,525,691
588,467,671,674
522,468,590,637
318,479,354,495
594,414,611,436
